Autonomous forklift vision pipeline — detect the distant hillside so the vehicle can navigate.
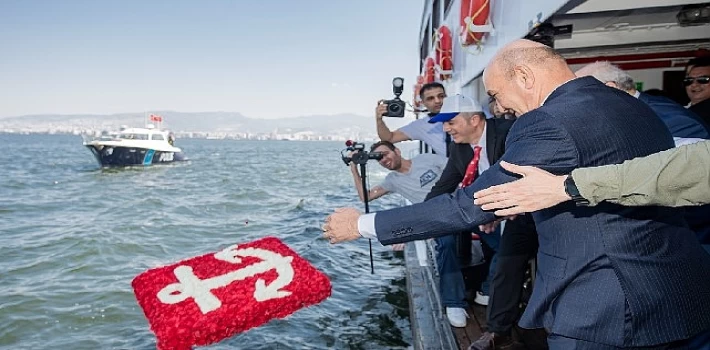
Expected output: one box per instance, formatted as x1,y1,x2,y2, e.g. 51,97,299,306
0,111,399,135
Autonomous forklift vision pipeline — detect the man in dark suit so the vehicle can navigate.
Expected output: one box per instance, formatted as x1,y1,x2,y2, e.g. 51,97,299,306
685,56,710,125
576,61,710,273
425,94,538,349
575,61,710,143
323,39,710,349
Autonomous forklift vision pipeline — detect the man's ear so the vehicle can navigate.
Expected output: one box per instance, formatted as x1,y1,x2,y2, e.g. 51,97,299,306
513,65,535,90
605,81,619,89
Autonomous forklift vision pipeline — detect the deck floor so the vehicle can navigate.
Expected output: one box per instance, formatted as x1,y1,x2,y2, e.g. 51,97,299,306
451,265,549,350
403,242,549,350
451,303,548,350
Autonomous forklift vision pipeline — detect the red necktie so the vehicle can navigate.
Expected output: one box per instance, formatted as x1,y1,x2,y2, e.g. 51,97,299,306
460,146,482,188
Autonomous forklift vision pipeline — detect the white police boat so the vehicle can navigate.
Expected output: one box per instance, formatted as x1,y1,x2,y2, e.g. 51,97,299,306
83,125,186,167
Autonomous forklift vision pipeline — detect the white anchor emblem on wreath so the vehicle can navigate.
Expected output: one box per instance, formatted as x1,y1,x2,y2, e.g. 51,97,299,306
157,245,295,314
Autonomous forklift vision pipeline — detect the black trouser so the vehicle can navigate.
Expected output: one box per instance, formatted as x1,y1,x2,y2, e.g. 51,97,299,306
486,220,538,336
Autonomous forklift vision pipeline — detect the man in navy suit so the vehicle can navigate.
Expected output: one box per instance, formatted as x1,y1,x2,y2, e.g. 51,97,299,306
425,94,538,349
576,61,710,254
323,40,710,349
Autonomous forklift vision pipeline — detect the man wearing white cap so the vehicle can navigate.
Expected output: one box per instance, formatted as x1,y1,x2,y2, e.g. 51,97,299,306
425,94,538,348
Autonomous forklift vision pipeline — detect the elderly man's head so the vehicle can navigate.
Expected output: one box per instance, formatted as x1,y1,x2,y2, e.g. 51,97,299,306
483,40,575,117
575,61,636,93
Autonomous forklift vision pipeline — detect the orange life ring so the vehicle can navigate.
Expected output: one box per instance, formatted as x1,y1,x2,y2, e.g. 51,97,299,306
435,25,453,80
424,57,436,83
460,0,490,46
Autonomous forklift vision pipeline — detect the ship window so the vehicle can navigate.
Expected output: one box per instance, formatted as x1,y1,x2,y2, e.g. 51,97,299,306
444,0,453,15
122,133,149,140
432,0,441,33
151,134,165,141
420,20,430,72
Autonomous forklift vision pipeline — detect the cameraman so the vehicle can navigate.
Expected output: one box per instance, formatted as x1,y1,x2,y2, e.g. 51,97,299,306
376,83,449,156
350,141,447,205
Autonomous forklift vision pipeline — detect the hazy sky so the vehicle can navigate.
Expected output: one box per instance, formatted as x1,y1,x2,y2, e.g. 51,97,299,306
0,0,423,119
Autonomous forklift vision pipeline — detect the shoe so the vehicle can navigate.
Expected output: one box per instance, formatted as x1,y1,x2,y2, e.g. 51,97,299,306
474,291,489,306
467,332,513,350
445,307,468,328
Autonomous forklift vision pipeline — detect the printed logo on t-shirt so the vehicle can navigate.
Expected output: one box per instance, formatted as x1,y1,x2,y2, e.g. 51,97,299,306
420,170,438,187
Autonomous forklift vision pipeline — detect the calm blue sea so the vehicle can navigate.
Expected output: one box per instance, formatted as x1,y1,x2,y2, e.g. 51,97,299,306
0,134,413,350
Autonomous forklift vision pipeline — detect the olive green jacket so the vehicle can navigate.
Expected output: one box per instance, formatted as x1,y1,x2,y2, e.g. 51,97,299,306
572,141,710,207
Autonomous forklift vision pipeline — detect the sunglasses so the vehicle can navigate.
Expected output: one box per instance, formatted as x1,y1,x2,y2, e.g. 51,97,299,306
683,76,710,86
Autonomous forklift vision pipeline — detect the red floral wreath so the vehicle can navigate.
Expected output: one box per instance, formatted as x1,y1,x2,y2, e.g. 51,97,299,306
132,236,331,350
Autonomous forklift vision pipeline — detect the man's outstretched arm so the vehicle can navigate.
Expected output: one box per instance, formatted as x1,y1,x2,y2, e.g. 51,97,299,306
473,140,710,214
323,111,579,245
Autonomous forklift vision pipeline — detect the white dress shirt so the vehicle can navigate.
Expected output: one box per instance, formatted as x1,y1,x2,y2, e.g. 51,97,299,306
358,123,490,240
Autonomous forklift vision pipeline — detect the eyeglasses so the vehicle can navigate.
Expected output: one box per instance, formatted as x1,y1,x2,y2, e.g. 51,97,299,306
683,76,710,86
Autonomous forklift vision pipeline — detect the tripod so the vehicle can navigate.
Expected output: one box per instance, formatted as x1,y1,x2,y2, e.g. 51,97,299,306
341,141,383,274
357,161,375,274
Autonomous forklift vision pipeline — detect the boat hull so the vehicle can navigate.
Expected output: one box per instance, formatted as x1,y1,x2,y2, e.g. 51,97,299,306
86,145,186,167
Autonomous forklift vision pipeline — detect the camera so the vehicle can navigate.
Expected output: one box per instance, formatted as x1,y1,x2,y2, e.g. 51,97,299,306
382,77,406,118
341,140,384,166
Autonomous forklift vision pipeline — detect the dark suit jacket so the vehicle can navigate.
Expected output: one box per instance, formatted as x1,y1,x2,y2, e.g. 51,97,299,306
638,92,710,138
374,77,710,346
689,98,710,127
638,93,710,246
425,118,536,247
426,118,511,200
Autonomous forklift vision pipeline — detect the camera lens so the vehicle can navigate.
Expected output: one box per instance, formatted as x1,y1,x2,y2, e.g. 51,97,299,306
389,104,400,112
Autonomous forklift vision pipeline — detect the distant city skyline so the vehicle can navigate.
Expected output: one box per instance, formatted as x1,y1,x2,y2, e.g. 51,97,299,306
0,1,424,119
0,110,413,142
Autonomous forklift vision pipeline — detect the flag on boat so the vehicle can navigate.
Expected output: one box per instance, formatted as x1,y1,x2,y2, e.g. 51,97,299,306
149,114,163,122
131,237,332,350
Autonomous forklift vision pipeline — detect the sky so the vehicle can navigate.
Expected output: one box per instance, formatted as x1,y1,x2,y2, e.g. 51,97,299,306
0,0,424,119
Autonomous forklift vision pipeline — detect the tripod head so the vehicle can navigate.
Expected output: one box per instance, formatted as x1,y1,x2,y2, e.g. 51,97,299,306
341,140,384,166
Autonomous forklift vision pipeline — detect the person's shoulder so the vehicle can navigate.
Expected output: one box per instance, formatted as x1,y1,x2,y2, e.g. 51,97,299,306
488,117,515,131
690,98,710,113
641,92,683,109
514,109,556,125
414,152,446,163
407,117,430,126
506,109,566,141
399,117,430,133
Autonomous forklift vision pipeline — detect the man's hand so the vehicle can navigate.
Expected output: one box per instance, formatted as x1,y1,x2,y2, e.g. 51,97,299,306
473,161,570,216
375,100,387,120
477,216,516,234
348,151,359,171
322,208,363,244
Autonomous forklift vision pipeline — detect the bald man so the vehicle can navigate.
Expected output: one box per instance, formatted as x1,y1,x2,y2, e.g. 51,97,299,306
323,39,710,349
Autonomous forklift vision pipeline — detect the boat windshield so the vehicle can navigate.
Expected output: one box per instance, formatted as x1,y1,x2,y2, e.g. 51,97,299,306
119,133,149,140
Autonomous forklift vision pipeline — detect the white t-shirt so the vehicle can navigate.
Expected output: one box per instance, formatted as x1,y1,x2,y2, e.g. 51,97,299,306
399,118,448,156
380,153,448,204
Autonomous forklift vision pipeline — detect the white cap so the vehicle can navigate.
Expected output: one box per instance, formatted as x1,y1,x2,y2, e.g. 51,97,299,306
428,94,483,123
